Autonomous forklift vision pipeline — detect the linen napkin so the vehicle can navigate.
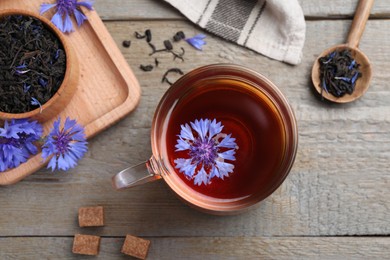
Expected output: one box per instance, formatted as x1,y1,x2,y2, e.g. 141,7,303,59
163,0,306,65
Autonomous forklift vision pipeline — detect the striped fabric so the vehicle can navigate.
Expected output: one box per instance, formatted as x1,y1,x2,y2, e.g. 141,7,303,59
164,0,306,65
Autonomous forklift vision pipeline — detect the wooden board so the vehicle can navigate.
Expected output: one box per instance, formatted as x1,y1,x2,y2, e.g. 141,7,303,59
0,237,389,259
0,19,389,238
1,0,390,258
93,0,390,20
0,1,141,185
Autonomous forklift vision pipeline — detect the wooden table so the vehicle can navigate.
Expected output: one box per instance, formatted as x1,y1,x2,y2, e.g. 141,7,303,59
1,0,390,258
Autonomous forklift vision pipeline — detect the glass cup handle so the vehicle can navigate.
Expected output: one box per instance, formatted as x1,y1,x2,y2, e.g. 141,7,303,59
112,157,162,190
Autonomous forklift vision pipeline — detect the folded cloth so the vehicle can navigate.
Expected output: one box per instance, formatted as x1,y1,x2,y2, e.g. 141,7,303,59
163,0,306,65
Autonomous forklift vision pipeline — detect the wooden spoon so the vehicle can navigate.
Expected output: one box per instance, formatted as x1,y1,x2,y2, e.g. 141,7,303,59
311,0,374,103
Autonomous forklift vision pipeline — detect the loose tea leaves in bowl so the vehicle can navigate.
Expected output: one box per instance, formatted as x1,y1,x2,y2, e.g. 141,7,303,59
0,14,66,113
318,49,361,98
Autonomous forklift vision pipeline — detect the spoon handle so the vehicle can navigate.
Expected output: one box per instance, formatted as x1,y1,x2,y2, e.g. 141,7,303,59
347,0,375,48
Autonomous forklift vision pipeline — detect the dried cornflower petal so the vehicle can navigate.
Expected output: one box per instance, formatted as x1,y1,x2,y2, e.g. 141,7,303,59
185,34,206,50
318,50,361,98
31,97,43,113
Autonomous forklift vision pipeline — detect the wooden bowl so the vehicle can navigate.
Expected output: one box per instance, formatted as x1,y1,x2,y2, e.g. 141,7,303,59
0,9,79,122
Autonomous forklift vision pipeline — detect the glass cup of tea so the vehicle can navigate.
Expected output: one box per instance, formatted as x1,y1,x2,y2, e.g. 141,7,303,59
112,64,298,215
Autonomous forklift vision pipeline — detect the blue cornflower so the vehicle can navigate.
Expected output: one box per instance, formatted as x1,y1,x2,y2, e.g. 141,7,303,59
40,0,94,33
174,119,238,186
42,117,87,171
185,34,206,50
0,119,43,172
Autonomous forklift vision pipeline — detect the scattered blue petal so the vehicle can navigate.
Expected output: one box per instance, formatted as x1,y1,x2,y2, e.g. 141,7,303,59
334,76,351,82
55,49,61,60
348,60,356,70
185,34,206,50
23,83,31,93
15,63,27,69
322,78,329,94
38,78,48,87
15,69,30,75
322,53,335,64
31,97,43,113
351,72,360,85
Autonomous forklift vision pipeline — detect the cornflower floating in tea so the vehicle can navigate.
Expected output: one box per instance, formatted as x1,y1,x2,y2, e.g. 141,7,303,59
174,119,238,186
42,117,88,171
185,34,206,50
0,119,43,172
40,0,94,33
318,49,361,98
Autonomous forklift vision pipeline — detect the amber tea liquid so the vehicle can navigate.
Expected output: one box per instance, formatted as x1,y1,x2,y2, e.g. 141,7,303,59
164,78,286,200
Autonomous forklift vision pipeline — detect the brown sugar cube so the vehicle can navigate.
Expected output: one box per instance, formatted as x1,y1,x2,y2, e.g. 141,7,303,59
78,206,104,227
121,235,151,259
72,234,100,256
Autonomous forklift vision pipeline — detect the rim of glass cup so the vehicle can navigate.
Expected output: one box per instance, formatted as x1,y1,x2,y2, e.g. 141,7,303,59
151,64,298,214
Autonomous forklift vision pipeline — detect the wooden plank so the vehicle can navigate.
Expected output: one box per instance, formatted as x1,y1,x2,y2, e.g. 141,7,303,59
0,19,389,237
95,0,182,20
0,237,389,259
301,0,390,19
94,0,390,20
